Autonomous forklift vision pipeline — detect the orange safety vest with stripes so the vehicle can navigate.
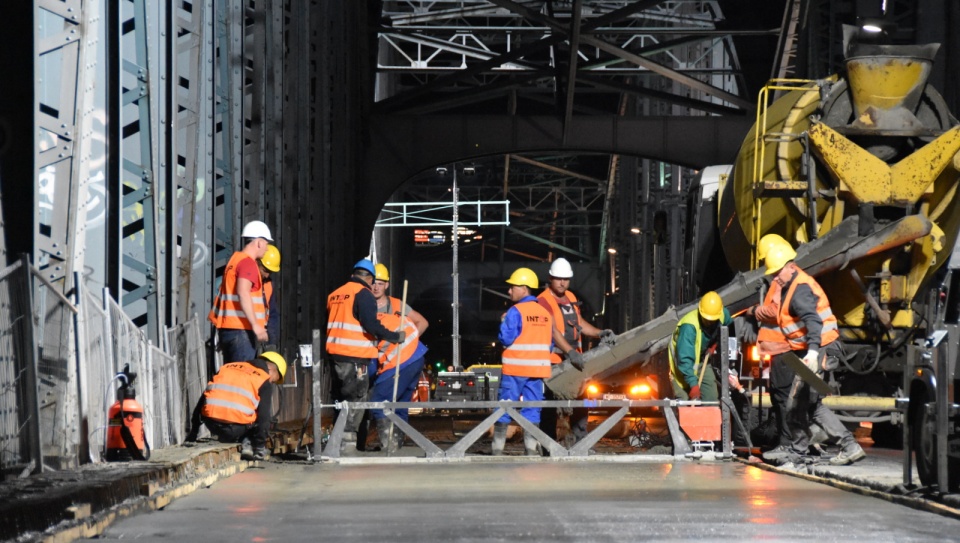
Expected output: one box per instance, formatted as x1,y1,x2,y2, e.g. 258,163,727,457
537,290,582,364
379,296,403,316
208,252,266,330
326,281,379,358
201,362,269,425
778,269,839,350
756,281,790,356
501,301,553,378
376,313,420,374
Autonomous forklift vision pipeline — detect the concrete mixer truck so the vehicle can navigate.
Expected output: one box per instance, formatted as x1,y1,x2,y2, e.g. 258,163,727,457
549,34,960,491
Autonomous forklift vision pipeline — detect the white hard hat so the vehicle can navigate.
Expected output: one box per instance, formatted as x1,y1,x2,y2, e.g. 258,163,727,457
548,257,573,279
240,220,273,241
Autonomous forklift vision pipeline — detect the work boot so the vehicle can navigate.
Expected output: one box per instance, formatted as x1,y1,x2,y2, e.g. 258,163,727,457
240,438,253,458
762,445,801,464
491,423,508,456
830,441,866,465
376,418,397,454
523,432,540,456
340,431,358,455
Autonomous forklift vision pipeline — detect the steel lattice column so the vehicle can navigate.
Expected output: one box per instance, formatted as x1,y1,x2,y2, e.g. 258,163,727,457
106,0,163,343
35,0,100,292
171,0,212,323
211,0,242,291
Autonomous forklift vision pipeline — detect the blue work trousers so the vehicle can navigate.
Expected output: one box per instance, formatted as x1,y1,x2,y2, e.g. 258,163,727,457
497,374,544,425
370,355,426,422
218,328,258,364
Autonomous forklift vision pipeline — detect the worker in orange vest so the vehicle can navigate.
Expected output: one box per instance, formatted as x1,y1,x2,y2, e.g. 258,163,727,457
208,220,273,363
370,263,429,335
326,259,405,453
764,242,865,466
492,267,553,456
193,351,287,461
537,257,614,447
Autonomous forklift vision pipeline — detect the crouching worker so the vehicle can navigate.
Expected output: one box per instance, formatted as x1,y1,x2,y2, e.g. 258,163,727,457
189,351,287,461
668,291,732,401
370,313,428,453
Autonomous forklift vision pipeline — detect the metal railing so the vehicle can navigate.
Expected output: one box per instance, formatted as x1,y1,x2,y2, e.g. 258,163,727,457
1,258,206,476
319,398,720,461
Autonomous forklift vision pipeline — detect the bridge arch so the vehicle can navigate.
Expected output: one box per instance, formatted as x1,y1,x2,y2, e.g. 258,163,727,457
357,114,752,247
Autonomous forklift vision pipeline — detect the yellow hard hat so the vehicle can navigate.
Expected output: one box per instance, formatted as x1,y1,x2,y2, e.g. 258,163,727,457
375,263,390,281
764,242,798,275
506,267,539,290
698,291,724,321
757,234,790,261
259,351,287,384
260,244,281,272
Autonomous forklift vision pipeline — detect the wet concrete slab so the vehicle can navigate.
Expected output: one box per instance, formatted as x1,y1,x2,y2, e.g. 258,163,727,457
84,460,959,542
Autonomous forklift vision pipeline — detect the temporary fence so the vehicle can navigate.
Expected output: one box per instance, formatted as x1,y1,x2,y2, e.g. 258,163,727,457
0,258,206,476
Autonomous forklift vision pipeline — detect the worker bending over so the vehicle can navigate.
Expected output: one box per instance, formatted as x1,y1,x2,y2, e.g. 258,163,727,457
668,291,732,401
763,242,865,466
192,351,287,461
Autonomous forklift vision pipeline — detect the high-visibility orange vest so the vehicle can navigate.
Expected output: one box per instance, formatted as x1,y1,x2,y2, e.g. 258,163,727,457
326,281,379,358
201,362,269,425
379,296,402,316
376,314,420,374
538,290,582,364
778,269,839,350
501,301,553,378
209,252,266,330
756,281,790,356
263,280,274,326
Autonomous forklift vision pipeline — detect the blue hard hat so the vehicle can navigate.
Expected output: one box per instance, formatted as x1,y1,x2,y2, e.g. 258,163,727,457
353,259,375,275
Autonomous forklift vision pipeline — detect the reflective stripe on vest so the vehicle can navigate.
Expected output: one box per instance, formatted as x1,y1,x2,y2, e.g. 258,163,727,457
668,309,703,391
325,281,379,357
377,314,420,374
501,301,553,378
778,269,840,350
201,362,269,425
537,290,582,364
208,252,266,330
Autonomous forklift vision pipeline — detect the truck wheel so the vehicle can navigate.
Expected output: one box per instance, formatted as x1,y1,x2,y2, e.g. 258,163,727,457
910,390,960,491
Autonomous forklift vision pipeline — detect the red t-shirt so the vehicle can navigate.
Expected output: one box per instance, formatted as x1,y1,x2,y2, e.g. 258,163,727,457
235,257,262,292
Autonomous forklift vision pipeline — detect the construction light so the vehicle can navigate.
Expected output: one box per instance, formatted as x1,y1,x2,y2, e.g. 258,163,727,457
607,247,617,254
586,383,599,396
630,227,641,234
630,384,651,398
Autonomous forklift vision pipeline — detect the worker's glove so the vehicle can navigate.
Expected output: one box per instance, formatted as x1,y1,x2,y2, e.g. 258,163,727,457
600,329,616,345
688,385,701,400
566,350,586,371
394,330,406,344
802,349,820,373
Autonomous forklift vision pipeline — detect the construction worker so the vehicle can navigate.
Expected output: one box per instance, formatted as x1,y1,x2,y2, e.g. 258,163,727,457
259,244,281,348
537,257,614,445
370,263,429,335
208,220,273,363
762,242,866,466
668,291,732,401
369,312,428,453
493,267,553,456
194,351,287,461
745,234,800,456
326,259,405,453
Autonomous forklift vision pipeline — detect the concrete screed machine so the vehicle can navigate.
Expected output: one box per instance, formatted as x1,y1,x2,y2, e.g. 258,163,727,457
548,34,960,492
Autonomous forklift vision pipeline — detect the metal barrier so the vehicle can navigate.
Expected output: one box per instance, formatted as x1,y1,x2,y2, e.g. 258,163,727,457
319,399,717,461
0,258,203,476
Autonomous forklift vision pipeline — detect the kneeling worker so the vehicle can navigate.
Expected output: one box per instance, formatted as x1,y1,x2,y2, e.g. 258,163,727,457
199,351,287,460
668,291,731,401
